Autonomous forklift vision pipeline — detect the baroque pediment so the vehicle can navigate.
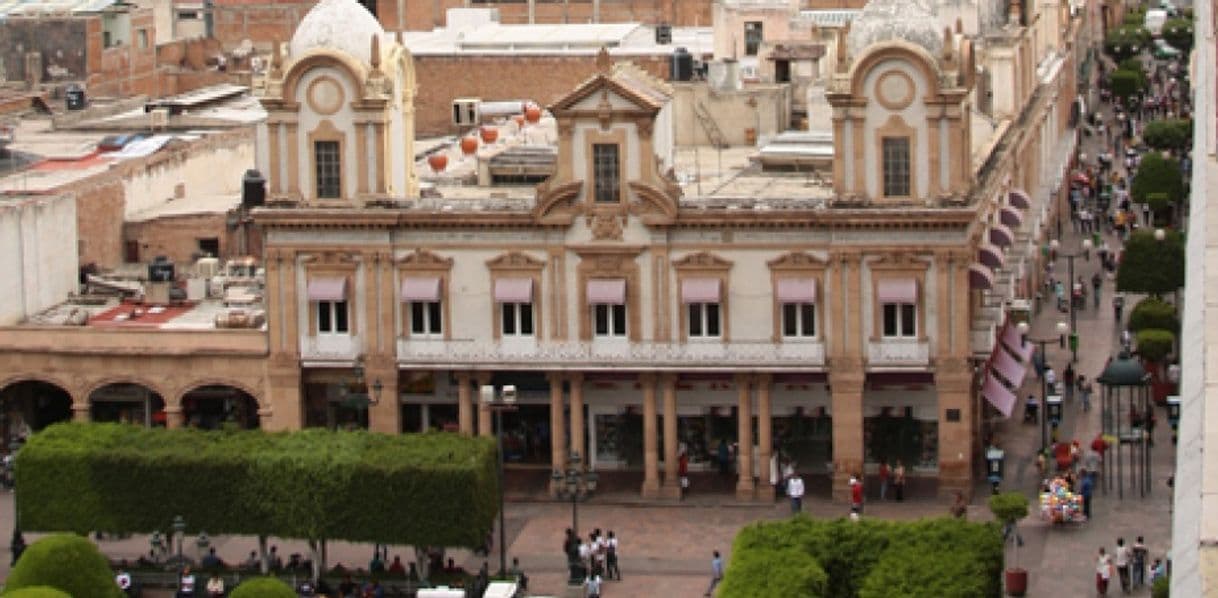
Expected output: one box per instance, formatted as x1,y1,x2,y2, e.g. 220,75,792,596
673,251,733,270
767,252,827,270
486,251,547,270
396,248,453,269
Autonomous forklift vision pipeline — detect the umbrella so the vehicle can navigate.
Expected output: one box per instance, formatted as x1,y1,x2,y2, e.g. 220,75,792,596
1072,173,1091,186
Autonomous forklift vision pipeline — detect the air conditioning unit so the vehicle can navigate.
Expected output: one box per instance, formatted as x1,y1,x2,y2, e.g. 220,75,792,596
452,98,480,126
196,256,220,278
149,107,169,130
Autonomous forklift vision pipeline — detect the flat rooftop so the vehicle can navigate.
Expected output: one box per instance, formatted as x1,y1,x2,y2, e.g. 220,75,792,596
28,296,264,331
405,22,713,56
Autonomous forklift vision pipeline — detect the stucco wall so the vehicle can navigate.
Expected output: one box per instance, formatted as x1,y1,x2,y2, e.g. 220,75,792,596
0,195,79,326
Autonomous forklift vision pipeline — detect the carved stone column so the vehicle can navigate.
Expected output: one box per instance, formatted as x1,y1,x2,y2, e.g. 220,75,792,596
756,373,773,500
660,373,680,498
640,373,660,498
829,359,866,503
735,374,755,500
366,358,399,434
164,406,185,429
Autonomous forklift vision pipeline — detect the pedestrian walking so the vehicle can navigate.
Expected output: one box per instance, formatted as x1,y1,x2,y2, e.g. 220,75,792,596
1113,295,1125,324
787,472,805,514
878,460,890,500
1079,376,1092,412
1080,470,1094,519
1064,364,1076,400
605,531,620,581
1045,366,1057,389
704,551,724,597
1096,547,1113,595
584,572,603,598
849,474,865,514
1092,272,1103,308
892,461,906,502
1132,536,1148,588
1115,538,1131,592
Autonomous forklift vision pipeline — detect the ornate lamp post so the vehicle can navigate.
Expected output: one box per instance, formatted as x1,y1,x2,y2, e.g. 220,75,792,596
172,515,187,563
551,451,597,585
338,359,383,412
1018,320,1070,451
1049,238,1094,362
9,438,25,566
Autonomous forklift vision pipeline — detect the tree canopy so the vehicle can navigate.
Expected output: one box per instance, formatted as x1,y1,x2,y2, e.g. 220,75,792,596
1162,18,1194,53
2,534,124,598
1129,297,1180,333
1131,152,1185,206
1142,119,1193,151
1116,229,1185,295
1136,329,1175,362
1104,25,1151,61
15,423,499,548
1109,70,1147,103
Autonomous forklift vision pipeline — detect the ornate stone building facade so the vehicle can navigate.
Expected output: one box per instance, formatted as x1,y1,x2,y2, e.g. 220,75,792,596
0,0,1089,501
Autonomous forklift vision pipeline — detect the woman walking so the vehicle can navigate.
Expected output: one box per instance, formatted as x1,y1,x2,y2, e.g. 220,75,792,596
1096,547,1113,595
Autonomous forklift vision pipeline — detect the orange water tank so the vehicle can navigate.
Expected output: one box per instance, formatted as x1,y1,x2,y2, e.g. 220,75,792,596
427,153,448,172
480,126,499,144
460,136,478,155
525,104,542,123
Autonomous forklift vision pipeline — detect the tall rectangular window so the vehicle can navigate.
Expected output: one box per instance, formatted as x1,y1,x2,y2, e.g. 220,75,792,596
744,21,763,56
781,303,816,337
687,303,722,338
314,140,341,199
410,301,442,336
316,300,349,334
593,143,620,203
882,303,916,338
501,302,535,336
881,137,911,197
594,304,627,337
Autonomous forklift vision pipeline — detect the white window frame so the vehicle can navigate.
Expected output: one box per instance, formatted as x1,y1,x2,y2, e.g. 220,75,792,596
500,301,535,337
687,302,722,339
781,302,817,338
881,302,917,338
315,300,349,335
409,301,442,338
593,303,627,338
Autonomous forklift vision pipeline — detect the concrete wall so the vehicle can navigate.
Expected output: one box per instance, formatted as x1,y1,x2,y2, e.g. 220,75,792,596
413,54,671,137
0,18,90,85
670,82,790,146
0,195,79,325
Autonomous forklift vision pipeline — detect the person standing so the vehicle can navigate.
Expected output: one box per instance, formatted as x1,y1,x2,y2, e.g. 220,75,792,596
850,474,865,515
177,566,196,598
892,461,906,502
878,460,890,500
787,471,805,514
1063,364,1076,400
1096,547,1113,596
704,550,724,597
584,572,603,598
1080,469,1094,519
1132,536,1148,588
605,531,621,581
1079,376,1092,412
1115,537,1131,592
1092,272,1103,308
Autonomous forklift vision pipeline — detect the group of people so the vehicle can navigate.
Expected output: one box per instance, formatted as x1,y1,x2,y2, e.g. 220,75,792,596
561,527,620,598
1095,536,1166,595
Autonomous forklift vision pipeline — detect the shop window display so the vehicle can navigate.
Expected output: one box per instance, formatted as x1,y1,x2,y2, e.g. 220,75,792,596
772,409,834,472
863,412,938,469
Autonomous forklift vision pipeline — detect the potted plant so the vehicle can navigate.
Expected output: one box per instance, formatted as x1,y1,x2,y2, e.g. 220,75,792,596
989,492,1031,596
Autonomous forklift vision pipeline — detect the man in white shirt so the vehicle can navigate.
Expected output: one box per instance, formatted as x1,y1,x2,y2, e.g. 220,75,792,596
1044,366,1057,388
584,573,602,598
787,473,805,514
1115,537,1132,592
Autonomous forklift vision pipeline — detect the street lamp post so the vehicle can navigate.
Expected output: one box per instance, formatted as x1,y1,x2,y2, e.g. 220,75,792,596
172,515,187,564
479,384,518,578
9,438,24,566
551,451,598,539
1019,321,1071,451
1050,238,1094,362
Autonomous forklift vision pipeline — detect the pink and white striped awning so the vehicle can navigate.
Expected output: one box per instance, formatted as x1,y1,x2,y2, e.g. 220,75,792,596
776,278,817,303
979,243,1005,269
400,276,441,302
983,372,1017,417
1008,188,1031,209
876,278,917,304
307,277,347,301
494,278,533,303
990,223,1015,247
586,279,627,305
999,205,1024,227
681,278,722,303
991,345,1027,388
969,263,994,290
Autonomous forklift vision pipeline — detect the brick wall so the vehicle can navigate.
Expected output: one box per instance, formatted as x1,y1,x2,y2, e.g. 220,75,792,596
414,53,670,136
65,180,127,269
212,0,313,49
89,8,160,97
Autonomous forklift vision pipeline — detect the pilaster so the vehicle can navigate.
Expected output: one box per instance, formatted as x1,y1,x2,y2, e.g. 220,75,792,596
569,372,585,468
660,373,681,498
829,359,866,503
547,371,567,496
640,373,661,498
456,371,474,436
755,373,773,500
366,358,399,434
735,373,755,500
477,371,493,437
936,357,975,499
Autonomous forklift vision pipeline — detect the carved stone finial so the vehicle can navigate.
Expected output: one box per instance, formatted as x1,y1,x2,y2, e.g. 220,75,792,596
955,17,963,34
943,27,953,60
271,39,282,74
596,46,612,73
370,34,381,69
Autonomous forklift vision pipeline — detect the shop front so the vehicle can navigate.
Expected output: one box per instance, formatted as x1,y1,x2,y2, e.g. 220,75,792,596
862,375,940,474
302,369,369,430
89,383,166,428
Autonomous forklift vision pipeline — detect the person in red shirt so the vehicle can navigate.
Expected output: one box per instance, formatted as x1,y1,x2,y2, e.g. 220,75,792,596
850,475,864,515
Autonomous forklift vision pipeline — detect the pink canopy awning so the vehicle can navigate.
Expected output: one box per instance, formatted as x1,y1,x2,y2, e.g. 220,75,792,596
990,223,1014,247
999,205,1024,227
979,243,1005,269
776,278,817,303
494,278,533,303
681,278,722,303
307,277,347,301
983,372,1017,418
400,276,441,302
991,345,1027,389
586,279,626,305
876,278,917,304
1000,323,1037,363
1008,188,1031,209
969,263,994,290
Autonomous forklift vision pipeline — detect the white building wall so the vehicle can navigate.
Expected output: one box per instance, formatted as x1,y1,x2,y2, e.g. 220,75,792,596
861,59,931,200
0,195,78,326
122,137,255,217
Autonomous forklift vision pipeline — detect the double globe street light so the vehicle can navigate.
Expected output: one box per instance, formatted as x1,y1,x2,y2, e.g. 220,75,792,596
1049,237,1093,362
1018,320,1071,451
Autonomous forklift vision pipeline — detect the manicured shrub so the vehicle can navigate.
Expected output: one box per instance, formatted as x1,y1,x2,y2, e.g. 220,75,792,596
16,424,499,548
1131,153,1185,206
1136,329,1175,362
2,587,74,598
1129,298,1179,333
3,534,124,598
229,577,296,598
1117,229,1185,296
717,548,827,598
1152,575,1170,598
1143,119,1193,151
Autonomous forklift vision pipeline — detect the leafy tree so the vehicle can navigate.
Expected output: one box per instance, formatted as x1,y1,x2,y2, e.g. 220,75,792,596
1131,153,1185,206
718,547,828,598
1143,119,1193,151
1162,18,1194,53
1105,25,1151,60
229,577,297,598
1116,229,1185,295
1136,329,1175,362
1129,297,1179,332
3,534,124,598
1118,57,1144,73
1,588,73,598
1109,70,1146,103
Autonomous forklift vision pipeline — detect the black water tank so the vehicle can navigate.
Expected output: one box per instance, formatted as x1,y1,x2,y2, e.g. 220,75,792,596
656,24,672,45
148,256,175,282
65,85,86,110
242,169,266,209
670,47,693,82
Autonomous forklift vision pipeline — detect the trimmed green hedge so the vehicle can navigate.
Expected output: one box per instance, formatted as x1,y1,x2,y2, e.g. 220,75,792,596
1129,298,1179,333
1136,329,1175,362
720,517,1002,598
229,577,297,598
1,587,73,598
3,534,124,598
15,423,499,548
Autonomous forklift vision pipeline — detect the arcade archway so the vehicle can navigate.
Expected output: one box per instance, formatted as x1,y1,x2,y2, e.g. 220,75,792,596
0,380,73,446
181,385,261,429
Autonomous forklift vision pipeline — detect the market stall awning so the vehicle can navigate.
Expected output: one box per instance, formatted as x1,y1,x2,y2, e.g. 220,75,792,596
990,223,1015,247
969,263,994,290
983,372,1017,417
999,205,1024,227
991,345,1027,388
979,243,1005,269
1009,188,1032,209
